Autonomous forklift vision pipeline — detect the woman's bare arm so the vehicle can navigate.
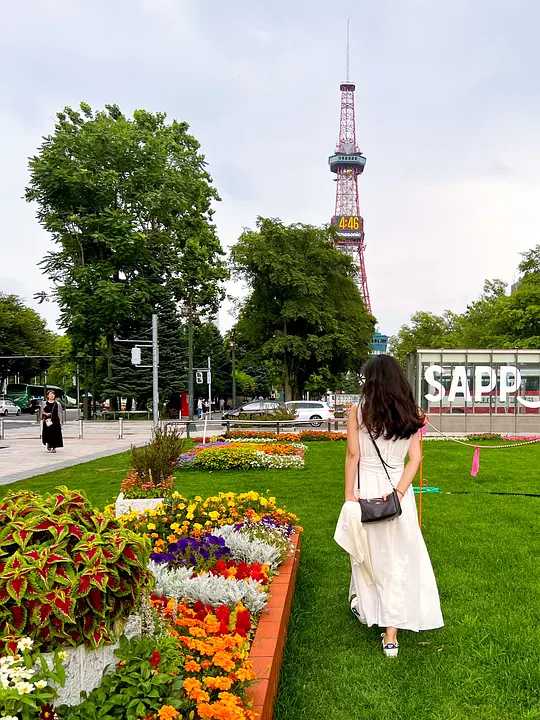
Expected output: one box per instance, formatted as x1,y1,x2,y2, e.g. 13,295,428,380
396,431,422,497
344,404,360,501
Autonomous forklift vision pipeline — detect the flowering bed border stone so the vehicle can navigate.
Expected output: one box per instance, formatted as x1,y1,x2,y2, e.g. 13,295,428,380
114,492,165,517
247,530,302,720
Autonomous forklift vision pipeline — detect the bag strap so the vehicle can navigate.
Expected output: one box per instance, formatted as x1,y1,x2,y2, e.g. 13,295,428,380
365,426,396,490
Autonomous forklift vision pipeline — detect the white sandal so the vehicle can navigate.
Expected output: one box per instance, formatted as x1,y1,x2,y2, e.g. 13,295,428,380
381,633,399,657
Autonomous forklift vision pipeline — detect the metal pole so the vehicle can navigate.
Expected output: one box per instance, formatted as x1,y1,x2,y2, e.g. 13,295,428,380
76,362,80,421
118,417,124,439
207,356,212,419
0,418,4,441
188,322,194,419
231,340,237,408
78,419,84,439
152,313,159,428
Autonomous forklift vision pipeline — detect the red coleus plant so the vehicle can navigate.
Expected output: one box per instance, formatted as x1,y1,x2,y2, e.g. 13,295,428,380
0,486,153,652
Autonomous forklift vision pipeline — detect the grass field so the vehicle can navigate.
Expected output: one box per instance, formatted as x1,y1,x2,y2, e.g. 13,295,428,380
2,440,539,719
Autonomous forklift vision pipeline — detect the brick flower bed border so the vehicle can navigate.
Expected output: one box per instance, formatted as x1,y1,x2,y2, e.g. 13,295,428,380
247,530,302,719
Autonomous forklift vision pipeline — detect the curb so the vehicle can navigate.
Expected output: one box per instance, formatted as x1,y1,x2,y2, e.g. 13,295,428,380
247,530,302,720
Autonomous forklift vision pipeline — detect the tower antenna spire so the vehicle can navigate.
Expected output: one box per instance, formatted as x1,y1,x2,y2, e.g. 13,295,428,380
346,18,350,81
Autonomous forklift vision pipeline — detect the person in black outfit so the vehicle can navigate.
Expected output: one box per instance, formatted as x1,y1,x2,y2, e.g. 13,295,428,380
41,390,63,453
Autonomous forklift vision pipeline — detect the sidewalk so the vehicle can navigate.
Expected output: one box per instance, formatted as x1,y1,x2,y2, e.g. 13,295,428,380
0,421,154,486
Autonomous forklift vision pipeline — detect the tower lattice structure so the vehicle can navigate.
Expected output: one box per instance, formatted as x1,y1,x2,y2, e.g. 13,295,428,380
329,78,371,313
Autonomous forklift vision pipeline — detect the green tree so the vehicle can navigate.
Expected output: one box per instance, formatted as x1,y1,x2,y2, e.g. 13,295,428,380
390,245,540,362
0,294,54,388
230,218,374,399
26,103,227,407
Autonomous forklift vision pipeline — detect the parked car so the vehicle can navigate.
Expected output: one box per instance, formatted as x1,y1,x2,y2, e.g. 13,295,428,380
0,398,22,416
223,400,284,419
285,400,334,427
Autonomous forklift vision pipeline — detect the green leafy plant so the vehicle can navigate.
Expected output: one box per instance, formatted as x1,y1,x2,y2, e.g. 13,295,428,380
122,426,187,498
58,634,191,720
0,636,65,720
0,487,153,652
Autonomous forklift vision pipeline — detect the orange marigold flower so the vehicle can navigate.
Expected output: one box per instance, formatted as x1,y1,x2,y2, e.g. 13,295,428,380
183,677,202,694
212,651,236,672
158,706,180,719
184,659,201,672
203,675,233,691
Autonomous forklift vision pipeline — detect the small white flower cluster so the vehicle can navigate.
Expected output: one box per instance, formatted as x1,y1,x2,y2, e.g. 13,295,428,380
0,638,47,698
252,452,304,469
149,562,268,614
211,524,282,569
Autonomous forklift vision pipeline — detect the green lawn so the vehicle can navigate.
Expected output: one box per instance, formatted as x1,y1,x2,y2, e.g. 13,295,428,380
2,441,539,719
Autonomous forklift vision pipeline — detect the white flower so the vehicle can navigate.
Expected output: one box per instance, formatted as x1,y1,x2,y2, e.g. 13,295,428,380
35,679,48,689
0,655,18,667
1,715,20,720
16,638,33,652
15,680,34,694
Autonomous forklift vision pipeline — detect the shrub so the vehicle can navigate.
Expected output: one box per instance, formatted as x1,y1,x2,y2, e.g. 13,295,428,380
0,487,152,652
123,426,187,498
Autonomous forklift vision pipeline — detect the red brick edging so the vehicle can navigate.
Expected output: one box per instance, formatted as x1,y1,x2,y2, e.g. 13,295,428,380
247,531,302,720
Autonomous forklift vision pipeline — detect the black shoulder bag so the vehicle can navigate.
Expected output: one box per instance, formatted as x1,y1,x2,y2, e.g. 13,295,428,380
358,429,402,523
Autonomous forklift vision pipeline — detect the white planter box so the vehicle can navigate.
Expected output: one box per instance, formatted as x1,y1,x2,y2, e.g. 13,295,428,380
114,493,164,517
46,614,142,707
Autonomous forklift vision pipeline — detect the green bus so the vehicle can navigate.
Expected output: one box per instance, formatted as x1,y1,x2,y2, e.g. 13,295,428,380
6,384,65,413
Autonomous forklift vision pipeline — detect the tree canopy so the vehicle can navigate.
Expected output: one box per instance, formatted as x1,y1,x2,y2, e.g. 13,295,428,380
0,294,55,389
25,103,228,407
390,245,540,365
230,218,375,399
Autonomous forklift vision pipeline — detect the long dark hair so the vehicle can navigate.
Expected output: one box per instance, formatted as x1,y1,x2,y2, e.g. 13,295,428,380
361,354,424,440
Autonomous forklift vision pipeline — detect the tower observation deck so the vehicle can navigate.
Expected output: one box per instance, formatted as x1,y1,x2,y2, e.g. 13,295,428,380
329,76,371,313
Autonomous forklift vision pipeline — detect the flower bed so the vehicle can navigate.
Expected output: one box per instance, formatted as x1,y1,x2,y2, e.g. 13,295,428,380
223,430,346,442
1,488,301,719
177,441,305,471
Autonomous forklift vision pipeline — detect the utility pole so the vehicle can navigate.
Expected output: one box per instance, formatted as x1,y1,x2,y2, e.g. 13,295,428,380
152,313,159,427
231,339,237,408
75,363,80,421
188,322,194,419
207,356,212,417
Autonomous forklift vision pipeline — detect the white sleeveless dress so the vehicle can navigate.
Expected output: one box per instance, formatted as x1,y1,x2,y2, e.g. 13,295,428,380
349,423,444,632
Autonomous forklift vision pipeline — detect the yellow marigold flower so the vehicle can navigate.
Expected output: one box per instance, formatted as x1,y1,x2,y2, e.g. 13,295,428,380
208,511,220,520
194,495,202,501
147,523,156,530
193,522,203,530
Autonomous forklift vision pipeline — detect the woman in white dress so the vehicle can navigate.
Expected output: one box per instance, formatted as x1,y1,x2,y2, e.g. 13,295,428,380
344,354,443,656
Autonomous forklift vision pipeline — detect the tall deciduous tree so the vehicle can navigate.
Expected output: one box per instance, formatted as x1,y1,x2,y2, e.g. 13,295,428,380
26,103,227,404
230,218,375,399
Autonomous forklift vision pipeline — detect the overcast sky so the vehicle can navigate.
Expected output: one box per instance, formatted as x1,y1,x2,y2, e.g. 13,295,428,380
1,0,539,337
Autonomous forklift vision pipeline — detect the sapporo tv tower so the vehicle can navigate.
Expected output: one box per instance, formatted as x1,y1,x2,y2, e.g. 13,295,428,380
328,21,371,313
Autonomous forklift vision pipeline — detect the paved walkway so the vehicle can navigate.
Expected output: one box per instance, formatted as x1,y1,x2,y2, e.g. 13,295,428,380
0,421,154,486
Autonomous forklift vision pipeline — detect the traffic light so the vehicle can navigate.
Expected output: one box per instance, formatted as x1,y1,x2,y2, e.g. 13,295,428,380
195,370,203,384
131,346,142,366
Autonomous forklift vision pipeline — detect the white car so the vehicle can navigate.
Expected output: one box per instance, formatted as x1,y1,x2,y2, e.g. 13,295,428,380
0,398,21,416
285,400,334,427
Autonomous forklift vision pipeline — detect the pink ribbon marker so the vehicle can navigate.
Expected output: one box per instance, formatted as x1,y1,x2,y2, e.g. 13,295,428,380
470,446,480,477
